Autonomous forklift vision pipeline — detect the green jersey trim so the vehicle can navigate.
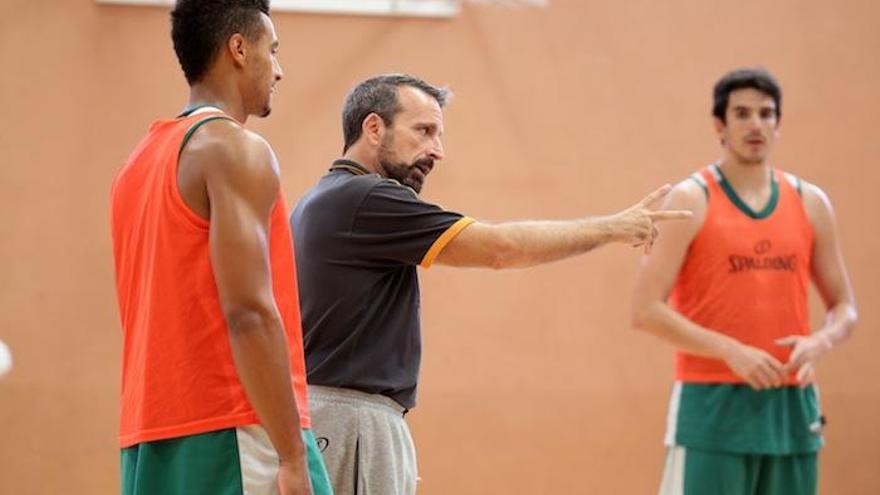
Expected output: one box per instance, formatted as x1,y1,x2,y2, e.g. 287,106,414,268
179,115,235,156
689,173,709,198
178,104,223,118
712,163,779,219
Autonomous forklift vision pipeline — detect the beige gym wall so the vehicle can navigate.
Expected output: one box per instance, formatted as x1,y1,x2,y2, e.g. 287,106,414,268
1,0,878,492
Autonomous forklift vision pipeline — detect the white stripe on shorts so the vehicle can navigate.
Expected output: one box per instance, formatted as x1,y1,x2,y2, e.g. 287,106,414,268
236,425,279,495
664,381,683,447
658,445,686,495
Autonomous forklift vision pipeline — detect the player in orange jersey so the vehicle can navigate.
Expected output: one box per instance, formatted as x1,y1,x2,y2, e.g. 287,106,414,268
632,68,858,495
110,1,330,494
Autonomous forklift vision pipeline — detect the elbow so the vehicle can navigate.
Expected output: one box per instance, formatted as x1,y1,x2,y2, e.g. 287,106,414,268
845,303,859,336
630,299,657,332
487,251,514,270
479,233,519,270
631,306,648,331
831,300,859,341
223,303,277,336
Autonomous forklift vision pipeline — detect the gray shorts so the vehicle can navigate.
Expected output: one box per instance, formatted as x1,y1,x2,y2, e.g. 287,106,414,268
309,385,418,495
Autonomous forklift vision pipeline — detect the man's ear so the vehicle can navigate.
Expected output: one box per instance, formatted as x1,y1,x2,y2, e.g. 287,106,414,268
362,113,386,146
713,117,726,146
227,33,248,68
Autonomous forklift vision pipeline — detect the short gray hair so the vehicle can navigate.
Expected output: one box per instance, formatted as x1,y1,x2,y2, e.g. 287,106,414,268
341,74,451,153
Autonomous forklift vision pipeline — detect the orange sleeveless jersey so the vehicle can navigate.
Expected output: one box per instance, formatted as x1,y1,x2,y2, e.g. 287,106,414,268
110,111,310,448
669,165,814,384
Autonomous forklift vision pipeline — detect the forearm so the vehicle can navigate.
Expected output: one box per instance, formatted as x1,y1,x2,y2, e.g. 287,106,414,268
486,216,617,269
226,308,305,462
815,301,858,348
439,187,688,269
634,301,738,360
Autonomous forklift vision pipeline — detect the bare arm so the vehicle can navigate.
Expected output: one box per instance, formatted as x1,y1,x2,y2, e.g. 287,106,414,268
776,182,858,381
180,121,311,494
435,184,691,269
630,181,786,390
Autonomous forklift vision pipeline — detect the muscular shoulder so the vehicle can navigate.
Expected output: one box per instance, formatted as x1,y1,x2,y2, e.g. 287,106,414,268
800,180,831,208
652,176,708,239
183,119,278,182
668,177,708,213
799,180,837,228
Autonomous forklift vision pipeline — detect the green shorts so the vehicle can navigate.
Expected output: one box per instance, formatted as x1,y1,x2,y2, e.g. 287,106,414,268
121,427,333,495
661,382,822,494
659,445,817,495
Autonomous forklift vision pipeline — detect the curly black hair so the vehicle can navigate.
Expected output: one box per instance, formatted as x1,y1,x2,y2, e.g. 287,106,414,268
171,0,270,84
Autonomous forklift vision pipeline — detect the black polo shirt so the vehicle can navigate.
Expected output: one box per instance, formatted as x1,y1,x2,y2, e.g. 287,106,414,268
290,160,473,409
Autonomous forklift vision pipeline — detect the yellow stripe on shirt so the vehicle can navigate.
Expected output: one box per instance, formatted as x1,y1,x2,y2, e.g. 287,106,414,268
419,217,475,268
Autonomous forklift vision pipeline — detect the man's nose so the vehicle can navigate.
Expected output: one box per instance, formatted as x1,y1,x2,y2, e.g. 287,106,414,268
428,137,444,161
274,59,284,81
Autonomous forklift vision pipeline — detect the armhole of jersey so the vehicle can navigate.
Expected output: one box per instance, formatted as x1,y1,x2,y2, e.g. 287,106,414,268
783,172,803,197
172,115,237,229
420,217,476,269
179,115,237,157
689,173,709,199
708,163,724,182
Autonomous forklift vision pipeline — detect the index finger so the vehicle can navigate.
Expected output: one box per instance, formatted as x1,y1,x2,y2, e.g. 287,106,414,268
647,210,693,221
638,184,673,207
782,349,806,375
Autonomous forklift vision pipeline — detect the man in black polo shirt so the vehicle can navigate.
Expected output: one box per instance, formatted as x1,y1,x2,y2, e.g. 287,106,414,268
291,73,691,495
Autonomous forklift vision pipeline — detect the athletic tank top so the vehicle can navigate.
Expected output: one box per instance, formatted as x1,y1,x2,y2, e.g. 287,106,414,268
111,108,310,448
669,164,814,384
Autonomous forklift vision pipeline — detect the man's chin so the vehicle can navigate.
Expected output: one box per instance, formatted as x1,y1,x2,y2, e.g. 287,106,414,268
733,150,767,165
404,178,424,194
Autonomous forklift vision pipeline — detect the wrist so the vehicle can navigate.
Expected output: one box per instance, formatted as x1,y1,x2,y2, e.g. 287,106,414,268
279,456,307,467
592,215,621,243
716,335,742,362
277,439,306,463
814,332,833,351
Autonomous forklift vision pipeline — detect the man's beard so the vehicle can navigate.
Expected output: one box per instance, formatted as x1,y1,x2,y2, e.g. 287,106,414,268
378,148,433,193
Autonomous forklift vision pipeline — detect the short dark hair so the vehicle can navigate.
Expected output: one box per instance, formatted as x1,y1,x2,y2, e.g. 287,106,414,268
341,74,451,153
171,0,270,85
712,68,782,123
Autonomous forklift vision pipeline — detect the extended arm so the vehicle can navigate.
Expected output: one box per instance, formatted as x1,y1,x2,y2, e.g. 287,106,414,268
435,184,691,269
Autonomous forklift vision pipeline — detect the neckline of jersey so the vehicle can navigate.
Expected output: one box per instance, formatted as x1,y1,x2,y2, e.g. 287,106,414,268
712,163,779,220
